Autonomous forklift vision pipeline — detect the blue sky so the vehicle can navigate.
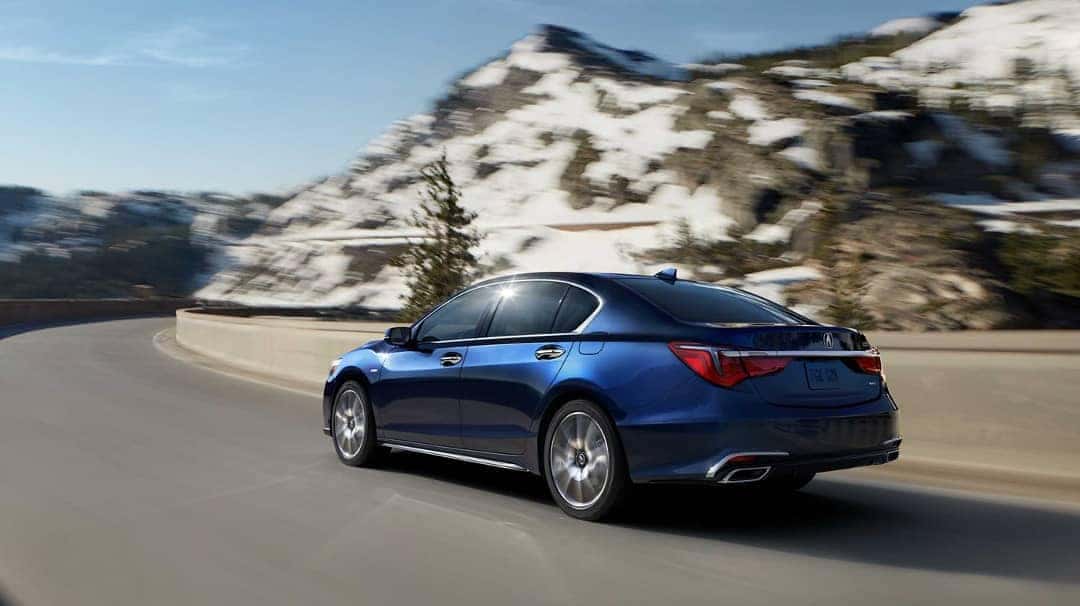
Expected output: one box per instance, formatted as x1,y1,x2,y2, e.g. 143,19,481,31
0,0,978,195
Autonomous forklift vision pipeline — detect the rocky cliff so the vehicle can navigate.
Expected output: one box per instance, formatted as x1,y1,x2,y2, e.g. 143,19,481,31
134,4,1080,327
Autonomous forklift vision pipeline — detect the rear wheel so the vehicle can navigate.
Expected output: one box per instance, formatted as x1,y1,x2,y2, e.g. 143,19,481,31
331,381,385,467
543,400,630,521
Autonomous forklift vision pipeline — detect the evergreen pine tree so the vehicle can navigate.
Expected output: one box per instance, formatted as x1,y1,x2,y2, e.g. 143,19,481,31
392,153,481,321
823,253,877,330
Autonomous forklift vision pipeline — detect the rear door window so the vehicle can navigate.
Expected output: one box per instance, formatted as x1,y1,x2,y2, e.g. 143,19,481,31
486,281,569,337
617,278,804,325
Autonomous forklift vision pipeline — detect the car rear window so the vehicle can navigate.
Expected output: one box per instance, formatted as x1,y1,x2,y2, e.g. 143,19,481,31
616,278,804,325
552,286,600,332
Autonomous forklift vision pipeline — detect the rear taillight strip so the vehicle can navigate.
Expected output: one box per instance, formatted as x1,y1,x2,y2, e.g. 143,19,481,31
715,349,880,359
669,343,883,387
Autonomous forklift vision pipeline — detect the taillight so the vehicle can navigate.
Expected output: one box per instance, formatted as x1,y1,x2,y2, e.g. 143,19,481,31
668,343,791,388
853,350,883,375
742,356,793,378
668,342,745,387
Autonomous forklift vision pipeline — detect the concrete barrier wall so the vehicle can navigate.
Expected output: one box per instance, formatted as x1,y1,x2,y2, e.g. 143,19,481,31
1,298,193,330
174,309,1080,481
175,309,387,390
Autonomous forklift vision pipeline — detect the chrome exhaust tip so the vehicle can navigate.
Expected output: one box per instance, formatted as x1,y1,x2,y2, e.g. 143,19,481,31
718,466,771,483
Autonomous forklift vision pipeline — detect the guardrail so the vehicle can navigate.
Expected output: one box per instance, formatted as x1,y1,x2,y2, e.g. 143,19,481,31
173,308,1080,500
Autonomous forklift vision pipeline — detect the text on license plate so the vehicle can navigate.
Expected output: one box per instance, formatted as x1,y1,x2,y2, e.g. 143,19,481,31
805,361,840,390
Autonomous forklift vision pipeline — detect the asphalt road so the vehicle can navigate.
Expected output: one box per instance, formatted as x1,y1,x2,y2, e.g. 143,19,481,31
1,318,1078,605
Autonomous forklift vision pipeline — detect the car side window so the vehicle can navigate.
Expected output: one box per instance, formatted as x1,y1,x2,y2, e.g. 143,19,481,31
486,282,569,337
552,286,599,332
415,288,496,342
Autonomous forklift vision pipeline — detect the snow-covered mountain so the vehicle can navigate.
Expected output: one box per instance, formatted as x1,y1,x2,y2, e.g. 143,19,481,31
847,0,1080,136
138,6,1080,328
0,187,284,297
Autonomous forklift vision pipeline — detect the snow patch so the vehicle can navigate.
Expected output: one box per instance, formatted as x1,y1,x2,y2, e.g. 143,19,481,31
744,201,822,244
778,146,822,171
592,78,687,110
793,90,860,112
747,118,806,147
729,94,769,121
705,80,742,94
977,219,1040,234
462,61,510,88
506,34,572,73
870,16,945,38
737,265,823,303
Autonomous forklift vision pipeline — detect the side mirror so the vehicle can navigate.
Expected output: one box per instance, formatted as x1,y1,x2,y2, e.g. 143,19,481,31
384,326,412,347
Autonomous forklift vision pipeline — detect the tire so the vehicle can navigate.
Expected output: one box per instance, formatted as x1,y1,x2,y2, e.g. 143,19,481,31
759,470,815,492
330,381,385,467
543,399,630,521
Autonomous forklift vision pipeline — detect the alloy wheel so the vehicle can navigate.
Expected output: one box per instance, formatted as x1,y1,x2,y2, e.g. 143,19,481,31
549,411,611,509
333,388,366,458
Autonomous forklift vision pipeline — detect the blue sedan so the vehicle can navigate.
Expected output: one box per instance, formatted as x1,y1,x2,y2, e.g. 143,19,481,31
324,271,900,520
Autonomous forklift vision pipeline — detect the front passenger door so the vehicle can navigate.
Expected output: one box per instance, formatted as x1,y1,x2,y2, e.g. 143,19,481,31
373,287,495,448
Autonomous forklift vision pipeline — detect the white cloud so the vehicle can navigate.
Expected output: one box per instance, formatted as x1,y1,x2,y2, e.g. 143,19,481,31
0,23,247,68
133,24,248,68
0,45,121,66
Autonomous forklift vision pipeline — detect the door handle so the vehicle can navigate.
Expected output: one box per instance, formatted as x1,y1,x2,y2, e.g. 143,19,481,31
439,352,463,367
535,345,565,360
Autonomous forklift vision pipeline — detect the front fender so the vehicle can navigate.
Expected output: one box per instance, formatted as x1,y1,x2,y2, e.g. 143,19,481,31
322,345,384,432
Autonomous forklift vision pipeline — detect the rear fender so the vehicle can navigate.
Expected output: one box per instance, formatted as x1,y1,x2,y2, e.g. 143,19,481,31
525,378,624,475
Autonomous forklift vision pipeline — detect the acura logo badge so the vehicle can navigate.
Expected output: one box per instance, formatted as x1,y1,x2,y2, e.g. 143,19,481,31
823,333,835,349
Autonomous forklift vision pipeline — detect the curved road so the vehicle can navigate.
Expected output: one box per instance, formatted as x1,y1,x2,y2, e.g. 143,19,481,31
1,318,1077,605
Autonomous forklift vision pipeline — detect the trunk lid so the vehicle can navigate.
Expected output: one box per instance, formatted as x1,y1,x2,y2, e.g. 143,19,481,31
704,325,882,408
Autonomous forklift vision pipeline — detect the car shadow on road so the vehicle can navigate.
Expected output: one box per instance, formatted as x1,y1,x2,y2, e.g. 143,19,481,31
628,480,1080,584
378,452,1080,584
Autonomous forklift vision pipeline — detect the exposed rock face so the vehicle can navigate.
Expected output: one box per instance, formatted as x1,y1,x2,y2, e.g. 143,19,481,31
198,14,1080,329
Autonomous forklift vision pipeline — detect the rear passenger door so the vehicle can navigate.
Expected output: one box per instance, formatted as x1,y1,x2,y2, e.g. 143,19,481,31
459,282,599,454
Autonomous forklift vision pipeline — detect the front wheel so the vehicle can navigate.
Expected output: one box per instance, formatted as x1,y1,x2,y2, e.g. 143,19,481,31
331,381,385,467
543,400,630,521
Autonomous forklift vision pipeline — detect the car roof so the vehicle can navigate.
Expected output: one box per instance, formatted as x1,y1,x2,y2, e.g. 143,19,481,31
468,270,739,291
467,272,814,325
471,270,661,285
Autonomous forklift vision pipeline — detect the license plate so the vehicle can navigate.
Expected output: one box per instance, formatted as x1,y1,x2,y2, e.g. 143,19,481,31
805,362,840,390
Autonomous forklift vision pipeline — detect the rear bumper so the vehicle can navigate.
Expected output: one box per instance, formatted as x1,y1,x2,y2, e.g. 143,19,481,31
621,394,901,483
707,444,900,484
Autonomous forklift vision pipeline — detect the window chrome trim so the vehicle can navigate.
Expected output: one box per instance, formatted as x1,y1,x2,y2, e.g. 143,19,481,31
385,442,527,471
413,277,605,345
706,451,789,479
